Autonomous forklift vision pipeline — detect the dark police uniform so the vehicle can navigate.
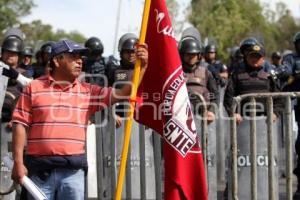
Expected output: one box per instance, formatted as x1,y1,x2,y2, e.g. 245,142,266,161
111,61,134,117
183,64,219,115
224,63,281,117
84,57,107,86
282,52,300,187
206,60,227,87
284,31,300,199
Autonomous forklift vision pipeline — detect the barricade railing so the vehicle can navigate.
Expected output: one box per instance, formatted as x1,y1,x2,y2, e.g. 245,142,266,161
190,93,209,171
191,92,217,200
0,119,16,198
230,92,298,200
0,92,214,200
93,109,163,199
92,94,210,199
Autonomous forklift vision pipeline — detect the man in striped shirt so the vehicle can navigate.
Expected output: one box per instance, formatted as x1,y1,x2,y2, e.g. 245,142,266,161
11,39,148,200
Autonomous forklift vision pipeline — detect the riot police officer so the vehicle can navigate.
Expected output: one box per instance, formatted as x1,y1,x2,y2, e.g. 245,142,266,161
271,51,282,67
231,37,275,74
112,33,138,88
204,44,228,87
268,51,288,89
1,36,23,69
224,43,282,200
0,33,33,200
228,46,243,74
30,41,54,79
178,37,219,123
224,43,280,123
0,36,27,123
20,46,34,74
84,37,108,86
110,33,138,124
282,31,300,199
0,34,31,87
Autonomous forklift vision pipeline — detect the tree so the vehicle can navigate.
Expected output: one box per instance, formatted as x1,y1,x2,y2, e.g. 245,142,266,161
0,0,34,37
189,0,300,60
271,2,300,52
0,0,86,49
18,20,86,49
166,0,187,38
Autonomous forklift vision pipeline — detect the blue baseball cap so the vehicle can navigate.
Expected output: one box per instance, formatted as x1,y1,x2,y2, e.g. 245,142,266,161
50,39,88,58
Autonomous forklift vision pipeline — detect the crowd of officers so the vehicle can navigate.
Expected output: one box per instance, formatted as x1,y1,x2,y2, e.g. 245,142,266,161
1,28,300,198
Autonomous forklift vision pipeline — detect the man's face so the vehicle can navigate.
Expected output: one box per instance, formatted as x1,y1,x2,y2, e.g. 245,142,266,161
121,49,136,64
205,52,216,61
183,53,199,66
271,56,282,66
56,52,83,81
1,50,19,68
23,56,32,66
245,53,265,68
89,52,102,61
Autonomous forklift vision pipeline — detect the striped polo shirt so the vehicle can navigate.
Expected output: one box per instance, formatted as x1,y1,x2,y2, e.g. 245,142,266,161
12,75,112,156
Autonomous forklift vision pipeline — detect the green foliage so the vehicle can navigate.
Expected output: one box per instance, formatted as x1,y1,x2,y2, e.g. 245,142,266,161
18,20,86,49
0,0,34,35
166,0,186,37
189,0,300,61
0,0,86,50
166,0,179,23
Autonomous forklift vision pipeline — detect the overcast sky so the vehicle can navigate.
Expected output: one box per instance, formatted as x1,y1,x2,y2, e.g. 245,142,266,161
21,0,300,56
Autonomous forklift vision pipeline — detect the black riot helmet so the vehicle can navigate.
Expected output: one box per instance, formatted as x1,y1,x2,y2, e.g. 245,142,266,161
178,37,202,54
22,46,34,57
40,41,55,54
204,44,217,54
1,36,24,53
293,32,300,44
40,41,55,65
271,51,282,59
293,32,300,54
230,46,239,57
85,37,104,55
239,37,260,55
118,33,138,52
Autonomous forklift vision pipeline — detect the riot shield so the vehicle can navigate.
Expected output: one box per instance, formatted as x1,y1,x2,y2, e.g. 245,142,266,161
216,87,230,190
0,56,15,200
181,26,201,43
0,125,16,200
86,123,98,199
3,28,24,40
0,64,9,113
191,92,217,200
228,117,279,200
99,107,156,199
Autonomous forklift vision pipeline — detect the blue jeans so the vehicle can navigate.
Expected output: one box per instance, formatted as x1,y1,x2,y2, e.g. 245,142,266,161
27,168,85,200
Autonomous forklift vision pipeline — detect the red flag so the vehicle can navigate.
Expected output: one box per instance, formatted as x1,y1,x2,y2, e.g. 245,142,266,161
135,0,208,199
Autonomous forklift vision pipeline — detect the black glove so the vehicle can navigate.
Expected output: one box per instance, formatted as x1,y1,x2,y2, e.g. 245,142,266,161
2,67,19,79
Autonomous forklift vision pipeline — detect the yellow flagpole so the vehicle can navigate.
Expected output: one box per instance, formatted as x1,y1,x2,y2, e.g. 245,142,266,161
114,0,151,199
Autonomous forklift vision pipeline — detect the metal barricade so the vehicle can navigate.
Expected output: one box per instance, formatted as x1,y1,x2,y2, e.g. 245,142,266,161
0,71,14,199
88,107,161,200
217,86,230,189
0,123,16,200
190,92,217,200
229,92,298,200
88,98,213,199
